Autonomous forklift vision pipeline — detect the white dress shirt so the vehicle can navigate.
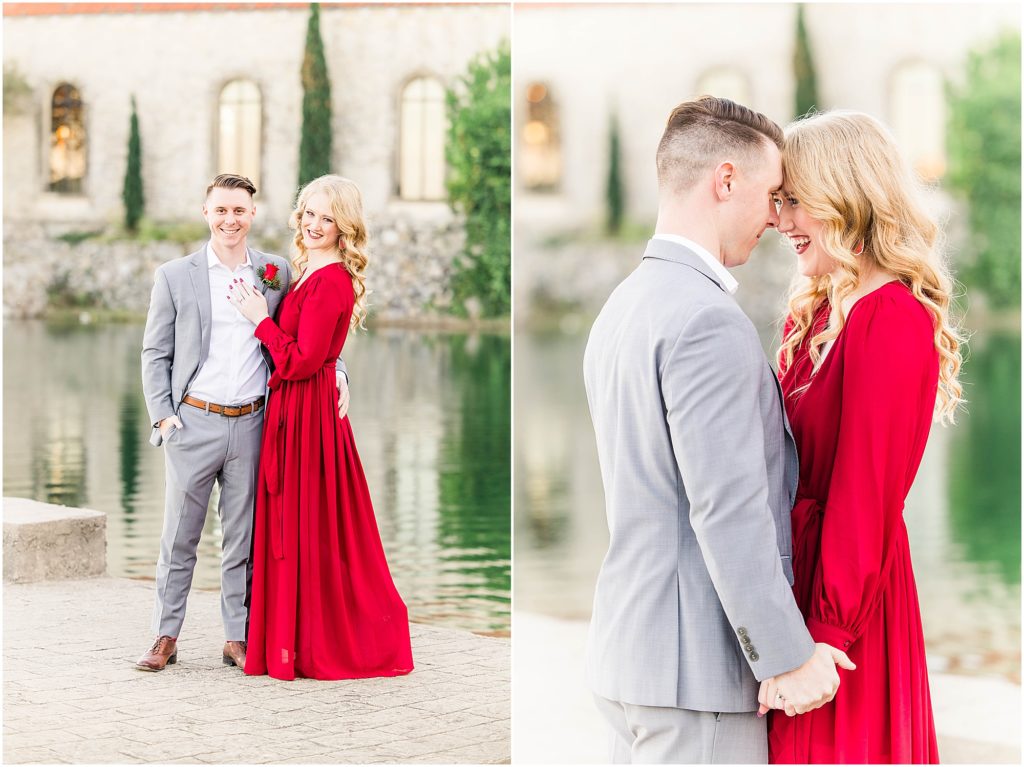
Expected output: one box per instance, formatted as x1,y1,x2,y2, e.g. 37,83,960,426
652,233,739,294
188,244,268,405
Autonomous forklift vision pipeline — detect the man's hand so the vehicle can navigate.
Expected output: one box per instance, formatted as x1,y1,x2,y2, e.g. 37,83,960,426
336,375,350,419
757,643,856,716
158,415,184,439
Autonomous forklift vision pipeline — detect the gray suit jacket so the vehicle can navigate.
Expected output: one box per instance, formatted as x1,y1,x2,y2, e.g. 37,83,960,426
583,238,814,713
141,244,348,447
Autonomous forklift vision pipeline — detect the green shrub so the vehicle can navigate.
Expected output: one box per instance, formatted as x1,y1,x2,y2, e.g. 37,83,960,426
3,64,31,114
135,219,208,245
445,40,511,318
56,230,103,245
947,31,1021,309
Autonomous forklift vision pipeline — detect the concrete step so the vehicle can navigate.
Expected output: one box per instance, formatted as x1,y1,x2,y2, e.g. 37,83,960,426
3,497,106,583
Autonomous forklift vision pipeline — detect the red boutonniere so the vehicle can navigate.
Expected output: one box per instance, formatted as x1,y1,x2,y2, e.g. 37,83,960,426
257,263,282,290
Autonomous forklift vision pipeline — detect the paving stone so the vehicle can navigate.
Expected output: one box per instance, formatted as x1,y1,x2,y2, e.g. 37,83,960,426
1,746,69,764
4,576,509,764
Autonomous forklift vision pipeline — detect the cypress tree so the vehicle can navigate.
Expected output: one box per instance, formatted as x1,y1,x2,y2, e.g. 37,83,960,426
793,5,820,118
445,41,511,317
299,2,333,187
122,95,144,232
606,110,624,236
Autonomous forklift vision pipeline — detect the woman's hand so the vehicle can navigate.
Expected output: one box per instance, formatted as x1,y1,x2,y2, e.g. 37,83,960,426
227,278,270,325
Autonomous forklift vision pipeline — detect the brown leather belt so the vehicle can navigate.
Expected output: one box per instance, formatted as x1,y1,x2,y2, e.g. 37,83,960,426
182,395,265,417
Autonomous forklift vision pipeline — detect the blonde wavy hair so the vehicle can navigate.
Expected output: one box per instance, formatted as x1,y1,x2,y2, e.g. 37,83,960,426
776,111,964,424
289,174,369,331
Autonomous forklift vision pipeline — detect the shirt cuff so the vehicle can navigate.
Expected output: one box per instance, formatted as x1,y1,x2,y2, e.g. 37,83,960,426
806,618,856,651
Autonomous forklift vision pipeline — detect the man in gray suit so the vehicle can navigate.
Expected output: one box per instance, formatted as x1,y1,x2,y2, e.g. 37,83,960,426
583,98,855,762
137,174,349,671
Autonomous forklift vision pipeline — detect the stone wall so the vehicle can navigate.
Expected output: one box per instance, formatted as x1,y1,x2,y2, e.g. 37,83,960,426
2,4,509,226
515,187,966,336
2,214,465,321
515,232,796,338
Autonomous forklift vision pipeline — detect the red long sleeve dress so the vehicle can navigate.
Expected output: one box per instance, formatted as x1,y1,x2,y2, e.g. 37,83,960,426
768,281,940,763
244,264,414,681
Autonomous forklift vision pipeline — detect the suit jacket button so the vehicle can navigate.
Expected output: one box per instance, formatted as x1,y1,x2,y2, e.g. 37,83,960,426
737,627,748,637
749,652,760,662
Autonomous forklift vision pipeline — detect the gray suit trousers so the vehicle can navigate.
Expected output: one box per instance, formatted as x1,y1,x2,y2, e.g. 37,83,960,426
151,402,264,640
593,695,767,764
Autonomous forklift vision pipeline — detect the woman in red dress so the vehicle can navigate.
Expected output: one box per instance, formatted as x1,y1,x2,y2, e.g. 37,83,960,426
766,112,964,763
229,175,413,681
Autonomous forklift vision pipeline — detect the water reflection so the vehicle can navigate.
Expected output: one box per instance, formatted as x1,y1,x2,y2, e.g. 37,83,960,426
948,332,1021,584
515,328,1021,677
3,320,511,635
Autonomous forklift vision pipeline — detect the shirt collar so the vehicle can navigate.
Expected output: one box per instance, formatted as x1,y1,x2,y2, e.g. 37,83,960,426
206,242,253,271
651,233,739,294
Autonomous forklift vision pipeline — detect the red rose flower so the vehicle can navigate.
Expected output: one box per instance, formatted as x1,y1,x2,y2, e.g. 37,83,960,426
264,264,279,281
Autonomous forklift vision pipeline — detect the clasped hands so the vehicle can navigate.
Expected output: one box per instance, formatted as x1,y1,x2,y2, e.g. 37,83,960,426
757,642,856,717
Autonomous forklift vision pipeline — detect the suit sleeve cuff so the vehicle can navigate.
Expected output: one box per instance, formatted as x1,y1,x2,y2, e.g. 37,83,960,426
806,618,856,651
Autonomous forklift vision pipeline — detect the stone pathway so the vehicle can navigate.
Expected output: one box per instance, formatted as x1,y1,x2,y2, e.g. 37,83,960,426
513,612,1021,764
3,578,510,764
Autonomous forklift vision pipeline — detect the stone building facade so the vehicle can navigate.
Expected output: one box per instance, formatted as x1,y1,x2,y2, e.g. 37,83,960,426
512,3,1019,323
2,2,510,319
513,2,1019,231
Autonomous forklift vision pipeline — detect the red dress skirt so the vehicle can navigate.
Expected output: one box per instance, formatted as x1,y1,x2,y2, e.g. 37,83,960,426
769,282,939,763
244,264,414,680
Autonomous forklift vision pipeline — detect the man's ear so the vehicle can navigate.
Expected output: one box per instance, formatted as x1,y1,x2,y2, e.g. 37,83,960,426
714,161,736,201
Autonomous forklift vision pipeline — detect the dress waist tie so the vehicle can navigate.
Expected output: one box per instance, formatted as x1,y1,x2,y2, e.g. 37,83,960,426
791,496,825,611
264,359,338,561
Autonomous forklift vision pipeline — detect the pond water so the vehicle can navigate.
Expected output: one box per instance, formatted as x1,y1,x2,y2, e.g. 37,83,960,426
4,320,511,636
515,327,1020,681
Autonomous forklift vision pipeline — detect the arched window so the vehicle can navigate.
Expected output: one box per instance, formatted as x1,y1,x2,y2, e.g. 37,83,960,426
694,69,751,107
218,79,262,187
49,83,86,194
890,62,946,181
521,82,561,191
399,76,446,200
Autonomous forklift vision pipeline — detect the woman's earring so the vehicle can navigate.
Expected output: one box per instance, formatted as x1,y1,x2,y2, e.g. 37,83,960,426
339,238,347,252
853,239,865,256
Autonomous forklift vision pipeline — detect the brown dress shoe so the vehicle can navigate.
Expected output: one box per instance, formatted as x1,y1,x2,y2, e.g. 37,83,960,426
223,640,247,668
136,636,177,671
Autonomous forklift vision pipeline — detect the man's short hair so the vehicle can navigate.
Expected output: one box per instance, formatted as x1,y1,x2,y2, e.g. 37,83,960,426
206,173,257,198
656,96,783,193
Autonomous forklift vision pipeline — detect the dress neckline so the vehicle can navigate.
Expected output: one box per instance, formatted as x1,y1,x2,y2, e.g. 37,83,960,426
291,262,343,294
798,279,904,388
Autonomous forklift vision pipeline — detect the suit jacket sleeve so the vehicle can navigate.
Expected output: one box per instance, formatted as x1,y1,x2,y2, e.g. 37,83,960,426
661,303,815,681
141,267,177,429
